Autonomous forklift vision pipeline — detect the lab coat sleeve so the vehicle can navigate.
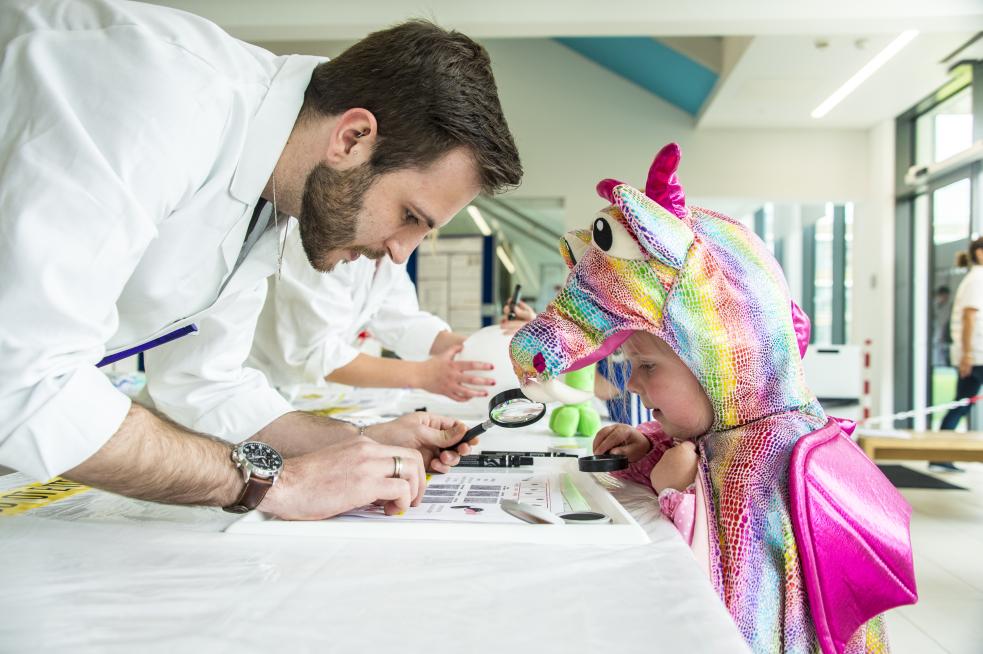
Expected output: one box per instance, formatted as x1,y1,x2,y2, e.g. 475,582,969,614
0,24,233,480
144,277,294,441
267,228,362,382
368,266,451,361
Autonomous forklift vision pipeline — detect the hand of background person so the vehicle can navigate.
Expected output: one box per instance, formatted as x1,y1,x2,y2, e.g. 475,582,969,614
499,300,536,335
259,435,427,520
417,345,495,401
366,412,475,473
960,353,973,378
592,424,652,463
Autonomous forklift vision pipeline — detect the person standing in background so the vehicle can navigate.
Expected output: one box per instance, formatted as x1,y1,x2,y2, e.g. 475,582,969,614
932,285,952,368
933,238,983,472
249,225,496,402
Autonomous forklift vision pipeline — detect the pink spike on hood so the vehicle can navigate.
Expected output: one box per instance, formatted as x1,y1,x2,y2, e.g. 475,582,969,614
645,142,687,220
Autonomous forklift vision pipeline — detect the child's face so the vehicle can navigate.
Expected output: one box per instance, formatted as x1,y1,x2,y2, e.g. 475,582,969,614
624,332,714,440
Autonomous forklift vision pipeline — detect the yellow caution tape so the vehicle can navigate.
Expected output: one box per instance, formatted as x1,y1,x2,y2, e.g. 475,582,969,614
0,477,90,517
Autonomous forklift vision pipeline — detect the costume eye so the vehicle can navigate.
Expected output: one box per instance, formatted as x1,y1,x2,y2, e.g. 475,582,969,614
590,213,646,260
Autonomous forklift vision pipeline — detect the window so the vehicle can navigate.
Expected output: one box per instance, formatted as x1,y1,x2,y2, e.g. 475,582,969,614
915,86,974,166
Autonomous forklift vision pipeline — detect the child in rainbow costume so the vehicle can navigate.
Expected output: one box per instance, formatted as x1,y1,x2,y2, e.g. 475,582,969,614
509,144,917,654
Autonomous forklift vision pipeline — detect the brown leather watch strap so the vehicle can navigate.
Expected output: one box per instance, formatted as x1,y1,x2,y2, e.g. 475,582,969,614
223,475,274,514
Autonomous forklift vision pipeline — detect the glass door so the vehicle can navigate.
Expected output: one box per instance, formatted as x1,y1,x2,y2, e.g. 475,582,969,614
928,174,975,428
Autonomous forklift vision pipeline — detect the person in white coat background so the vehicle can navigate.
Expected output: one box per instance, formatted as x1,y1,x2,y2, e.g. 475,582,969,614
250,225,499,403
0,0,522,518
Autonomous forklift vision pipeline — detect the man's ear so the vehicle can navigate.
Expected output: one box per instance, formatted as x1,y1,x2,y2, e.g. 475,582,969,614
326,108,378,168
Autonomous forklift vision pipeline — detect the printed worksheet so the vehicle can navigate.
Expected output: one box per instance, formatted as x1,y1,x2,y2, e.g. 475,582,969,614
344,470,565,524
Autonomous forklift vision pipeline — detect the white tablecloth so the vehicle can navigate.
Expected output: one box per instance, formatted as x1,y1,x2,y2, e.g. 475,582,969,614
0,390,749,653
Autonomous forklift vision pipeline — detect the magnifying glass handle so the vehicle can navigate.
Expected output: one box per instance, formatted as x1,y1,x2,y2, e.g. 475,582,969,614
446,419,492,451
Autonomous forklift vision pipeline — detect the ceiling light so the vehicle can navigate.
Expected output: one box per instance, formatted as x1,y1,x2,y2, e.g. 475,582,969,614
467,205,491,236
811,30,918,119
496,245,516,274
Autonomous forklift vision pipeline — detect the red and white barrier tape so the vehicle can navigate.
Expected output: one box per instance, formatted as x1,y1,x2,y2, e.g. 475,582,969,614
860,394,983,426
861,338,872,421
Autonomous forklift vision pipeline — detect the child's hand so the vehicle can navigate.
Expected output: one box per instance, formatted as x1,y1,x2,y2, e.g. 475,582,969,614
650,440,698,494
592,424,652,463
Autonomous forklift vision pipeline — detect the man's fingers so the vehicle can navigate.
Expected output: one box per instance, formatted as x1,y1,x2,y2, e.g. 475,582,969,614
368,445,425,503
373,478,412,515
439,449,461,467
423,415,467,435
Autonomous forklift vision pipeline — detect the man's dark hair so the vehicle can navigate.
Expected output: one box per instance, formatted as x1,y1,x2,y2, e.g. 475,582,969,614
303,20,522,194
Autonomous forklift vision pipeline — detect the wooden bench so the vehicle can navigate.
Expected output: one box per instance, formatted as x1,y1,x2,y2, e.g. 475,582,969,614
856,429,983,462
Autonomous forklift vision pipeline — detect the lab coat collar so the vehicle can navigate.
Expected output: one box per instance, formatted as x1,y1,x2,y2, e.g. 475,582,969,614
229,54,325,206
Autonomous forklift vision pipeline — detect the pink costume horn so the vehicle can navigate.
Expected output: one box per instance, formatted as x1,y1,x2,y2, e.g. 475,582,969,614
645,142,686,220
595,143,687,220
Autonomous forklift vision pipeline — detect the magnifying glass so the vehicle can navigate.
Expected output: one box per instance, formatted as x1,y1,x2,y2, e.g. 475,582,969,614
450,388,547,449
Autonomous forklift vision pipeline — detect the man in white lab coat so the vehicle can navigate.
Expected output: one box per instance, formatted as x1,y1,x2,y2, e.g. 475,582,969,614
0,1,522,518
250,225,498,402
250,225,540,402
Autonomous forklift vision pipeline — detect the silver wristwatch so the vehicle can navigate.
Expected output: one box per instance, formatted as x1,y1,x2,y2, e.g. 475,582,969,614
222,441,284,514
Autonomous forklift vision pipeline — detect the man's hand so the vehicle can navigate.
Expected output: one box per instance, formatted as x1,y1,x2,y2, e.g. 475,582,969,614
417,345,495,402
259,435,427,520
592,424,652,463
366,412,474,473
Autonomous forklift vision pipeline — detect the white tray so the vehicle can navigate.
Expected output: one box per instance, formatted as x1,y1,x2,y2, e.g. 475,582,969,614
226,459,650,545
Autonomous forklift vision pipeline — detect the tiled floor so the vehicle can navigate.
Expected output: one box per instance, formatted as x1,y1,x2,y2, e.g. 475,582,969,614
884,461,983,654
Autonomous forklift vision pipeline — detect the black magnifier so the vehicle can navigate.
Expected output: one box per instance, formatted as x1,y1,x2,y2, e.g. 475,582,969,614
578,454,629,472
449,388,547,449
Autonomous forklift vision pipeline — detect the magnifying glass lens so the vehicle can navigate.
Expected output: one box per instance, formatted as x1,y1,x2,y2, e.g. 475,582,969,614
491,398,545,425
450,389,547,449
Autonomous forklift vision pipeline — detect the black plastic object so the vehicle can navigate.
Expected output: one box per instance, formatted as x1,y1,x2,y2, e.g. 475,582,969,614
451,388,548,449
578,454,629,472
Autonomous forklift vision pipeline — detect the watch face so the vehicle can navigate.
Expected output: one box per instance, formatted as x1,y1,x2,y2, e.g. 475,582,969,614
240,442,283,475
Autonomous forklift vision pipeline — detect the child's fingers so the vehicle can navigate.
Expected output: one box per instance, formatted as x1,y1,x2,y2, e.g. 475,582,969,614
593,427,628,454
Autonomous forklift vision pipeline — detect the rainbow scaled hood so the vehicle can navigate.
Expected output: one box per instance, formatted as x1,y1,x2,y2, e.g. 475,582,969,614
510,143,815,431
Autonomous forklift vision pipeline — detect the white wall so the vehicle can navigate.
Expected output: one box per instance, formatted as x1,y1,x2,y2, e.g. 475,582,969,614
490,39,896,417
852,119,896,419
483,39,871,229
